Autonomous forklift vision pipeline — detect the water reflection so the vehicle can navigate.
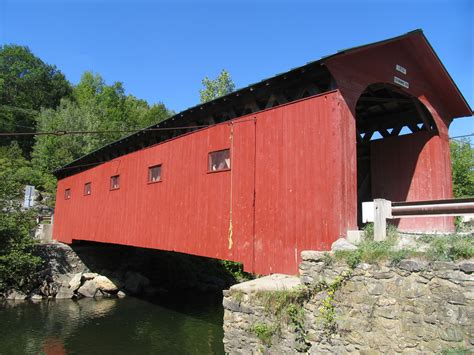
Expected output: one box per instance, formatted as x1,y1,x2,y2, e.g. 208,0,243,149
0,295,224,354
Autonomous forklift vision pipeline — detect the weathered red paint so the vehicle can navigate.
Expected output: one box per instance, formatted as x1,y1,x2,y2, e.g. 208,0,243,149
54,92,356,275
54,32,470,274
371,132,454,232
324,31,463,234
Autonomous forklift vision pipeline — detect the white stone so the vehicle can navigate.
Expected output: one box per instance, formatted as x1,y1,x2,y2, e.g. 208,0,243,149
5,290,27,300
331,238,357,251
77,280,99,298
230,274,301,294
95,275,118,293
69,272,82,291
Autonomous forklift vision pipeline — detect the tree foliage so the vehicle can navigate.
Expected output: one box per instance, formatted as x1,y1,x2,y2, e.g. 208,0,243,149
0,143,42,293
0,45,72,155
450,139,474,197
0,47,176,293
32,71,173,192
199,69,235,103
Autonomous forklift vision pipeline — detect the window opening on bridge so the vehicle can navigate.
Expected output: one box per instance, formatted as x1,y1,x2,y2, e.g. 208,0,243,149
148,165,162,183
64,188,71,200
84,182,91,196
110,175,120,190
208,149,231,172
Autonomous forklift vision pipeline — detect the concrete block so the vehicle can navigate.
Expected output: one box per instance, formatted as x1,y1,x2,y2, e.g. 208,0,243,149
347,230,364,245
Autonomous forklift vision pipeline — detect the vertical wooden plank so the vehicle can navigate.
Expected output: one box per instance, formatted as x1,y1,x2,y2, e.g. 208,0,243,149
371,132,454,232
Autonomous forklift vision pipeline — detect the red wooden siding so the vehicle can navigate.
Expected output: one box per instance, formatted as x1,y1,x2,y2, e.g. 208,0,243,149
325,33,454,138
324,32,456,233
54,92,354,275
252,92,356,273
53,32,465,274
371,131,454,232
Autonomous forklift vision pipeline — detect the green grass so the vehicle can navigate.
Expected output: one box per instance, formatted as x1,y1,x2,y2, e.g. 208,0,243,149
322,252,334,266
256,285,310,317
251,323,277,346
421,234,474,261
441,346,473,355
334,223,473,268
334,236,409,267
231,290,244,304
254,285,311,350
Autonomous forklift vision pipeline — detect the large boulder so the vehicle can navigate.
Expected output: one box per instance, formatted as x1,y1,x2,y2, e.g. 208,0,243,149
56,286,75,299
5,290,27,300
68,272,83,291
30,294,43,302
124,271,150,294
77,280,99,298
95,275,119,293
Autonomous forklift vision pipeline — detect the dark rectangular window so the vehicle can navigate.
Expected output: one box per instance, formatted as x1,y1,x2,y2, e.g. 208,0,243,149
110,175,120,190
64,188,71,200
148,165,162,183
84,182,92,196
208,149,231,172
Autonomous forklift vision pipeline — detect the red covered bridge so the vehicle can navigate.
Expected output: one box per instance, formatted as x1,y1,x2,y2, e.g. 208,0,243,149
53,30,472,275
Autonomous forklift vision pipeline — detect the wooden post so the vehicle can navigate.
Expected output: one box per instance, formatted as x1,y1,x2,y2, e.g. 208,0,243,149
374,199,392,241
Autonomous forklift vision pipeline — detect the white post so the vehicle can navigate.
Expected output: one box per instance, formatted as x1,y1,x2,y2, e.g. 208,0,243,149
374,199,392,241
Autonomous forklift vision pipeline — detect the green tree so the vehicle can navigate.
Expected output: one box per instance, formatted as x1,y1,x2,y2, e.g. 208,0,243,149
32,71,173,194
0,143,42,293
0,45,72,155
451,139,474,197
199,69,235,103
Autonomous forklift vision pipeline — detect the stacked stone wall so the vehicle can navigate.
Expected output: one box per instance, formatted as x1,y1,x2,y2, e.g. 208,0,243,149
223,253,474,353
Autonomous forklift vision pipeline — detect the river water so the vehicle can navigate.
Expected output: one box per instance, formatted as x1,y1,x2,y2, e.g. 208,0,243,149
0,293,224,354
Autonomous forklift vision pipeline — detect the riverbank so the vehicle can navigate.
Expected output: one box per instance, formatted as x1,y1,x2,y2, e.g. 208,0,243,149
223,253,474,353
1,241,240,301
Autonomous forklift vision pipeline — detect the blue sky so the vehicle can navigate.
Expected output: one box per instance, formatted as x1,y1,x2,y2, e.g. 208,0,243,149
1,0,472,138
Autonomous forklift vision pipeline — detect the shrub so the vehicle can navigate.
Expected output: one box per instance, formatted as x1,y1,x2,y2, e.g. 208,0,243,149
425,235,474,261
251,323,277,346
0,143,42,293
257,286,310,317
220,259,253,282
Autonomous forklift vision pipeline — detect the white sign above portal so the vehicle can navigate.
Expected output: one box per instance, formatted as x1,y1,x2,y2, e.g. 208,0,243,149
394,76,409,89
396,64,407,75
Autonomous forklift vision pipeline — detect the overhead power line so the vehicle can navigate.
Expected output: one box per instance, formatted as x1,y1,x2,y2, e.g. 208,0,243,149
1,127,472,139
449,133,474,140
0,124,210,137
0,118,260,137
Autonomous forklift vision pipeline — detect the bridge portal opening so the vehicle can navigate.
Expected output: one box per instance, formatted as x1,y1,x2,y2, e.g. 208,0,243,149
355,83,438,227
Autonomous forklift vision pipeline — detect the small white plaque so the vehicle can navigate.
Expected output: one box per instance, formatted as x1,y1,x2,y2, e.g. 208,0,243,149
362,202,374,223
394,76,409,89
396,64,407,75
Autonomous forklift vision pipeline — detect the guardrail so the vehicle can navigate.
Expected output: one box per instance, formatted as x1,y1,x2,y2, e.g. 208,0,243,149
362,198,474,241
37,214,54,225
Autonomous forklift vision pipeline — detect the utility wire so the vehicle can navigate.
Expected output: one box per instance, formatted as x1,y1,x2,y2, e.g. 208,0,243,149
449,133,474,140
1,129,473,139
0,117,259,137
0,124,210,137
0,123,471,172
